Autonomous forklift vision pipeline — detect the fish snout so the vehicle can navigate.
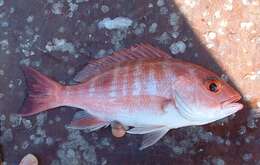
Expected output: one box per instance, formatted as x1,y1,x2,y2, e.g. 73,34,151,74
221,94,243,113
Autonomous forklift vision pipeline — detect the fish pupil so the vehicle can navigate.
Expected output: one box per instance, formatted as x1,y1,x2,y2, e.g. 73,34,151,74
209,83,218,92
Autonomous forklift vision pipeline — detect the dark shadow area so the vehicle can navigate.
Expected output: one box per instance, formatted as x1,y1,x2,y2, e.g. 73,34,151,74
0,145,3,163
0,0,256,164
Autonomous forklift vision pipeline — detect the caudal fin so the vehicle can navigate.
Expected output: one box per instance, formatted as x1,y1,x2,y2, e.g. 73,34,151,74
20,67,64,116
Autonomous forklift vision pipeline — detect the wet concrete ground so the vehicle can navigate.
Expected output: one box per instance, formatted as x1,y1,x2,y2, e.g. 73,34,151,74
0,0,260,164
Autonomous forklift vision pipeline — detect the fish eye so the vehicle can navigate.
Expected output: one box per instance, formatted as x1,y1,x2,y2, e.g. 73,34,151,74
209,82,218,92
205,78,222,93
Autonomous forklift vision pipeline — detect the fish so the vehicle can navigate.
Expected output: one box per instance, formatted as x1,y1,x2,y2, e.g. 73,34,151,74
19,44,243,150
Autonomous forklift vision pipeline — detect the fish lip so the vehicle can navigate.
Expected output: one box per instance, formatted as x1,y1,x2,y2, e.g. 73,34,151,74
221,95,243,111
221,95,242,107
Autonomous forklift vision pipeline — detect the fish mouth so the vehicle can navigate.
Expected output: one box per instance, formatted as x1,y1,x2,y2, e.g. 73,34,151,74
221,95,243,112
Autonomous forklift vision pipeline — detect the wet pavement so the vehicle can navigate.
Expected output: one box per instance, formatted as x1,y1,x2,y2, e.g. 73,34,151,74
0,0,260,164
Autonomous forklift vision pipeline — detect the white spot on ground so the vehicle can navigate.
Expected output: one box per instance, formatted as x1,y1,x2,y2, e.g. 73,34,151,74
242,153,253,161
240,21,254,31
204,31,217,48
98,17,133,30
247,115,257,128
156,32,171,44
1,21,8,27
149,23,158,33
111,30,127,50
0,39,8,50
208,31,217,40
67,67,75,75
169,41,186,54
75,0,88,2
26,16,34,23
134,23,146,35
257,101,260,108
171,31,180,38
101,5,110,13
21,140,30,149
9,114,22,128
45,38,76,54
58,26,65,33
202,11,209,17
169,13,180,26
22,119,32,129
95,49,106,58
52,2,64,15
243,70,260,80
19,58,30,66
224,0,233,11
46,137,54,146
250,108,260,118
0,0,4,7
238,126,247,135
36,113,47,126
67,0,79,17
157,0,165,7
241,0,250,5
0,128,13,143
211,157,225,165
52,129,97,164
241,0,258,5
214,10,221,19
160,6,168,15
220,20,228,27
184,0,198,8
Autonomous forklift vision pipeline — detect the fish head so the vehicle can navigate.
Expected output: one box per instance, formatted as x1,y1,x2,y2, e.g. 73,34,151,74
174,65,243,125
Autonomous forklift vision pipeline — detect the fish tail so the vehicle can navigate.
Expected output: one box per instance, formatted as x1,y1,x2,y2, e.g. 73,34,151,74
19,66,65,116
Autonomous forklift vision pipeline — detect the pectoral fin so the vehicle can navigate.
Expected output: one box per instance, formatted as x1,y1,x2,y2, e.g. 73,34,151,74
140,128,169,150
67,111,109,131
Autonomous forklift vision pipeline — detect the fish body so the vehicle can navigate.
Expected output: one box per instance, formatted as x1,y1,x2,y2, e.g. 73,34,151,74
20,44,243,149
63,60,180,127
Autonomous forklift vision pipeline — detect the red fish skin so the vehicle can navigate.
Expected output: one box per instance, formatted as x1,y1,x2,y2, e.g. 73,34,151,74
61,60,178,112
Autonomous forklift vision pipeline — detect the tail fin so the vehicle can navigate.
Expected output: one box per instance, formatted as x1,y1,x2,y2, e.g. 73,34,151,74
20,67,64,116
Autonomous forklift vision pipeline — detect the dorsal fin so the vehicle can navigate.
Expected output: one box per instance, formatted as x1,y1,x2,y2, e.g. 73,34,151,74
73,43,173,82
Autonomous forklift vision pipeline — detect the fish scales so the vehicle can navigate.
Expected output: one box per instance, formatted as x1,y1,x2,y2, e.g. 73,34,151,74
84,60,170,98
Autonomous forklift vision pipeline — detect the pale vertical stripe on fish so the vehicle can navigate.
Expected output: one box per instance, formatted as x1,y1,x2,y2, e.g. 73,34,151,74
132,64,142,96
140,63,149,95
153,62,164,92
122,66,129,96
109,68,119,97
88,79,96,96
146,63,157,95
160,62,173,96
127,64,134,95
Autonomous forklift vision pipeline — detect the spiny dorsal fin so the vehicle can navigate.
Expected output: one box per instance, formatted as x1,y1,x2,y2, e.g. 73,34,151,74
73,43,172,82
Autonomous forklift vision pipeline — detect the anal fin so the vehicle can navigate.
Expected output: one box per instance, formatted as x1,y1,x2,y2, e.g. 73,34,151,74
67,111,109,131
